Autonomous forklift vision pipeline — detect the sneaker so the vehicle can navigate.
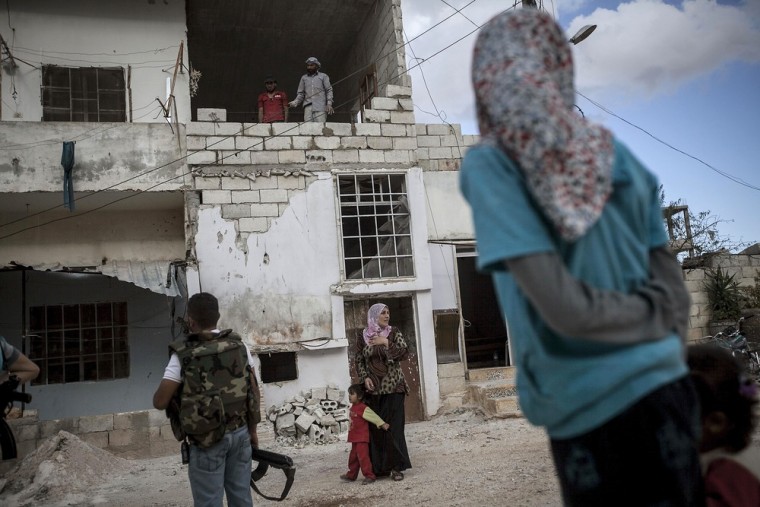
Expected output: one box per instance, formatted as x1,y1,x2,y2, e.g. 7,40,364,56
340,474,356,482
362,478,376,485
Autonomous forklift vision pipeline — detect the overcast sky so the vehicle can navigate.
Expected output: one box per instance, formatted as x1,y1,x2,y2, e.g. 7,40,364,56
400,0,760,247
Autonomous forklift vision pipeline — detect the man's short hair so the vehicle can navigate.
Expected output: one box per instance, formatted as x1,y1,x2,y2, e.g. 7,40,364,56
187,292,220,329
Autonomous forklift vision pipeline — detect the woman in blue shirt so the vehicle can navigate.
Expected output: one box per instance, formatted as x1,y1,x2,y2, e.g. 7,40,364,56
460,9,702,505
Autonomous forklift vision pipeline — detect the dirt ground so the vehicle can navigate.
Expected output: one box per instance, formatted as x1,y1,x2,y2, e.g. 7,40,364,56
0,408,561,507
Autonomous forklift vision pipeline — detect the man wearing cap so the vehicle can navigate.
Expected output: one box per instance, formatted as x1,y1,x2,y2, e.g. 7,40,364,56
289,57,333,122
258,76,288,123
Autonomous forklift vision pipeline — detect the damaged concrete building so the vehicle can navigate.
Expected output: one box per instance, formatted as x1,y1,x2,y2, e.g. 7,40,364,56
0,0,508,455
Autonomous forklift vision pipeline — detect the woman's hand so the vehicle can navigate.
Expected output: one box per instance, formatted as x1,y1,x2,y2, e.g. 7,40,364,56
364,377,375,392
368,335,389,348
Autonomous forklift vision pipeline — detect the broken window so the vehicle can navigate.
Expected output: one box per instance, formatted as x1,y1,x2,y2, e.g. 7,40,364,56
28,302,130,385
259,352,298,383
337,173,414,280
41,65,126,122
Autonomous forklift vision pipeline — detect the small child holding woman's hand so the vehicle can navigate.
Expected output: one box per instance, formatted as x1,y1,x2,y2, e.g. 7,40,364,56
340,383,389,485
688,344,760,506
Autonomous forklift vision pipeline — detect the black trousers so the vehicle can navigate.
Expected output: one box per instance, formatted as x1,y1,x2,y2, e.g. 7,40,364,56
367,392,412,475
550,376,705,507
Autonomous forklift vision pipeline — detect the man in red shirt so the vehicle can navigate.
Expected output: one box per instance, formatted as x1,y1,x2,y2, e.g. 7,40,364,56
257,76,288,123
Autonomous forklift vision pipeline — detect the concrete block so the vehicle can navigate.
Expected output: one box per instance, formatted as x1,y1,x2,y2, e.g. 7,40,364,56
292,136,314,149
293,406,304,416
278,150,306,164
187,136,206,150
416,148,429,160
231,190,261,203
429,147,453,159
238,217,268,233
264,136,293,150
398,98,414,111
427,124,454,135
221,177,251,190
277,175,303,190
160,424,178,441
250,203,280,217
406,125,417,137
220,150,252,165
113,411,149,431
260,189,288,203
187,150,217,165
339,421,349,434
305,397,320,407
40,418,78,438
326,388,342,401
366,136,392,150
236,136,265,151
187,122,215,136
440,135,463,147
79,414,114,433
363,109,391,123
385,84,412,98
305,150,333,163
393,137,418,150
251,151,280,165
417,135,441,148
415,124,428,135
294,413,316,433
319,414,337,427
15,439,38,459
299,122,326,136
333,150,360,163
391,111,416,124
13,423,39,442
206,136,235,151
243,123,273,137
359,149,385,163
275,413,295,433
109,428,149,447
385,150,411,164
80,430,110,449
381,123,409,137
221,204,252,219
463,134,480,146
202,190,232,204
354,123,382,136
333,409,349,422
311,387,327,400
251,177,278,190
272,122,300,136
371,97,400,111
314,136,341,150
323,123,353,136
340,136,367,149
214,122,244,136
308,424,325,441
194,177,220,190
197,108,227,122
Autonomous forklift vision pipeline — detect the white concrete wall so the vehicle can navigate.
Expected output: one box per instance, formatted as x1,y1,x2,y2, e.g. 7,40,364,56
429,243,458,310
0,270,178,421
422,171,474,241
2,0,189,124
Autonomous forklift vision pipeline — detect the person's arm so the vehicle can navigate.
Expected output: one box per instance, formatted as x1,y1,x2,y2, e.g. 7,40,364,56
7,353,40,384
324,74,334,114
258,106,264,123
355,337,375,392
153,379,181,410
362,406,388,429
505,247,683,343
289,78,305,108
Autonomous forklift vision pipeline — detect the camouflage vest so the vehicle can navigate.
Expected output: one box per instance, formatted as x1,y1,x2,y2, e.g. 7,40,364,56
168,330,251,448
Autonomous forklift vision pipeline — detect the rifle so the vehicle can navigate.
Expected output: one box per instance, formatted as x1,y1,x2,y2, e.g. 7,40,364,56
250,446,296,501
0,375,32,460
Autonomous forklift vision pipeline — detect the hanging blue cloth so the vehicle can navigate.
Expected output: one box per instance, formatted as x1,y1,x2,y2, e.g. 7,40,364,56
61,141,75,211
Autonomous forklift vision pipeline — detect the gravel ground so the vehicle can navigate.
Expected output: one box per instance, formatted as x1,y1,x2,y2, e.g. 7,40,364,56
0,408,562,507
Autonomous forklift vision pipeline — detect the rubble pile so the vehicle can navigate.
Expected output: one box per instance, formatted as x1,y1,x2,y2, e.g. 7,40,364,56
267,385,349,446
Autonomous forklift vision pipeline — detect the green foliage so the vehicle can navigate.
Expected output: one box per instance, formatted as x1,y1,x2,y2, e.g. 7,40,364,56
740,274,760,309
703,266,742,321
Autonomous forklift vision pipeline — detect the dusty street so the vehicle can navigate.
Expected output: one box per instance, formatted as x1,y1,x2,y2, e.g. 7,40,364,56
0,408,561,507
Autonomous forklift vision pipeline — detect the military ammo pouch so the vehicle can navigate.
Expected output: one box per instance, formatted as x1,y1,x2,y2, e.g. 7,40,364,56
250,446,296,501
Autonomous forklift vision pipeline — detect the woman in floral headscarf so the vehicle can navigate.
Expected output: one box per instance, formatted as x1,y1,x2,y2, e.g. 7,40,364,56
355,303,411,481
460,8,702,506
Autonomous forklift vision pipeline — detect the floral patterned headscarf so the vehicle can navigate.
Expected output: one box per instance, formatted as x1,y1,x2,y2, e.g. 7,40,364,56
363,303,391,345
472,9,614,242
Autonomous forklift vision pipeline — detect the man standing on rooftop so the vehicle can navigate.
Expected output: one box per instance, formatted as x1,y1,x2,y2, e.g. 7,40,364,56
289,57,333,122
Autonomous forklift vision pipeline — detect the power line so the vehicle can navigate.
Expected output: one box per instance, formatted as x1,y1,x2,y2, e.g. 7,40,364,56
577,91,760,192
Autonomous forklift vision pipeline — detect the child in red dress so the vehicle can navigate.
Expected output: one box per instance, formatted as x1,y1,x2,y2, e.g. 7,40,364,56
689,344,760,506
340,383,389,485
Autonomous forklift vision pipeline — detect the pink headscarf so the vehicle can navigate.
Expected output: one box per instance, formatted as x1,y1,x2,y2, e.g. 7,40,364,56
472,9,614,242
363,303,391,345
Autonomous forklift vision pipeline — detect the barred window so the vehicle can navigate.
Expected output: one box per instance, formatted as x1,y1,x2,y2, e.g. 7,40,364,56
28,302,130,385
42,65,126,122
337,173,413,280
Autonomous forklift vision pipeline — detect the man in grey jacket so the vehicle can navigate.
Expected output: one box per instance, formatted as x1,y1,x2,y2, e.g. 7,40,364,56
289,57,334,122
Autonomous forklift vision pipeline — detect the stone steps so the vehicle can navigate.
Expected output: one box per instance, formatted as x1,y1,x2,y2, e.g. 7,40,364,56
467,366,522,419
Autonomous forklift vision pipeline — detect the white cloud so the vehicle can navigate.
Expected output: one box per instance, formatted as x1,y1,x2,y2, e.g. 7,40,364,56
400,0,760,132
571,0,760,99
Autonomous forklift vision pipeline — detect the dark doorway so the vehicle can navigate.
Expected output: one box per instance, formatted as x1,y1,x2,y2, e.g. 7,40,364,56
456,253,509,369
